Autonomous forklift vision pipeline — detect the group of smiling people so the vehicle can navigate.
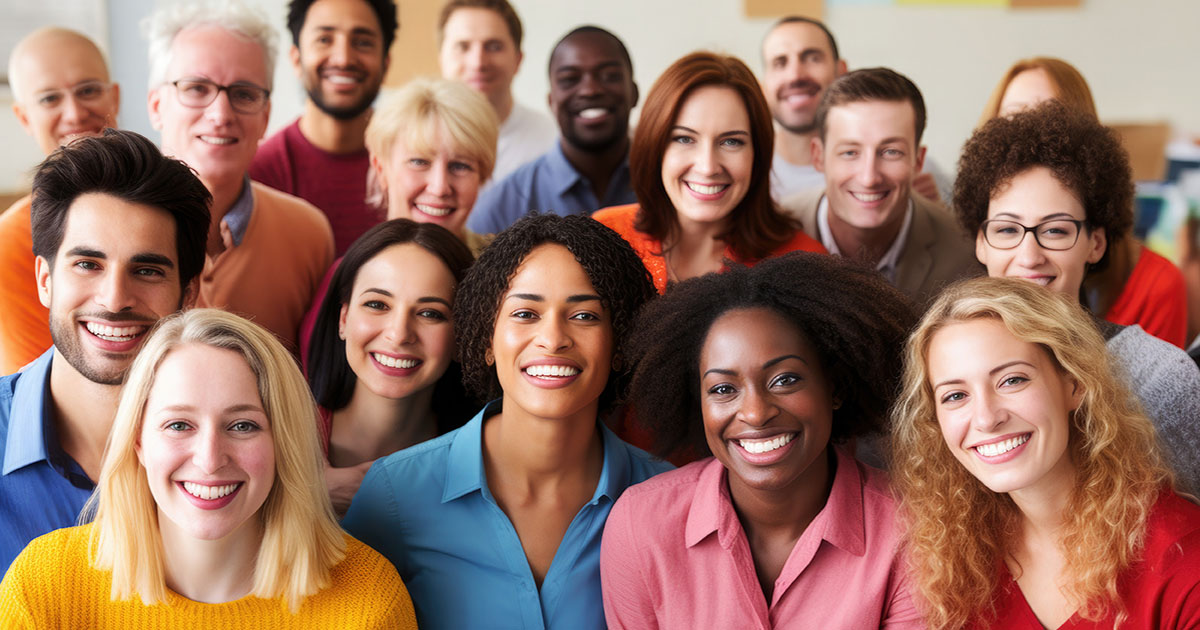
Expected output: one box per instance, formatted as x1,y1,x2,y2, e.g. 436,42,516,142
1,26,1199,630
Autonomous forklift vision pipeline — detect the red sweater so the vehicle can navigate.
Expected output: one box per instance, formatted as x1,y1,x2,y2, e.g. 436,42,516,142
975,490,1200,629
1104,248,1188,348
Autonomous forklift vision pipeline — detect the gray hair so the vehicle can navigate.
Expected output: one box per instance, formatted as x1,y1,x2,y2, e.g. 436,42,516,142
143,0,278,91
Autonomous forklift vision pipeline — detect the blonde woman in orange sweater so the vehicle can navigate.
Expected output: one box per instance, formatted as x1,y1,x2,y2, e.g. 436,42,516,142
0,309,414,628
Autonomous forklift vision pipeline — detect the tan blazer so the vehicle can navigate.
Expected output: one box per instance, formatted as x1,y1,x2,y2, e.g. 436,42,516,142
781,188,981,308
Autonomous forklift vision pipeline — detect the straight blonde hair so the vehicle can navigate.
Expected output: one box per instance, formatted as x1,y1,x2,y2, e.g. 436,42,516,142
85,309,345,612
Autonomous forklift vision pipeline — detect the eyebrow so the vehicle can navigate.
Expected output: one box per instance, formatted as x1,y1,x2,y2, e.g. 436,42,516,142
65,247,175,268
991,212,1081,222
554,61,623,73
703,354,808,378
313,25,379,37
672,125,751,138
932,360,1036,390
157,403,265,414
505,293,602,304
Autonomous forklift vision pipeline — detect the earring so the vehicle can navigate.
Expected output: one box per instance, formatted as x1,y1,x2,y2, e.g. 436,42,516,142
338,328,345,340
485,349,494,366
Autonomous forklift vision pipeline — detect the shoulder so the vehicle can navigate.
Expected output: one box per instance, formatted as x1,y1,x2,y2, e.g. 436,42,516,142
510,103,557,136
333,534,406,589
7,524,92,586
1109,326,1199,386
773,228,826,256
1133,492,1200,590
0,196,31,231
619,459,706,503
1133,248,1187,290
250,182,333,236
593,204,639,232
307,534,417,628
778,189,823,231
914,196,972,243
358,430,457,501
607,461,705,545
609,432,674,483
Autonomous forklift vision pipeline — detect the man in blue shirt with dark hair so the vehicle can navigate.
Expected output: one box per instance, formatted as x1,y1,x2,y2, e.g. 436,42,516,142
0,129,210,572
466,26,639,234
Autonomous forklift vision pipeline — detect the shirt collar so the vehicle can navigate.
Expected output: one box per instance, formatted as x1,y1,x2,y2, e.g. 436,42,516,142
3,349,58,475
545,142,587,197
220,176,254,247
816,195,914,278
441,399,632,504
683,447,866,555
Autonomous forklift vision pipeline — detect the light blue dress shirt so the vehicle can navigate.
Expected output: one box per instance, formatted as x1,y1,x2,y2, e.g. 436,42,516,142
342,400,671,630
466,142,637,235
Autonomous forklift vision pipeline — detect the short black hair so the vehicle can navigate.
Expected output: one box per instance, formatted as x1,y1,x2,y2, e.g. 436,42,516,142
30,129,211,289
547,25,633,76
768,16,839,63
454,213,656,415
308,219,476,429
287,0,399,55
628,252,916,460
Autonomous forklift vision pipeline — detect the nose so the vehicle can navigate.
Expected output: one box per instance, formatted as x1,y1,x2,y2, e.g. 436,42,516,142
971,390,1008,433
578,71,601,97
736,386,777,428
427,164,451,196
204,89,236,126
534,314,571,352
694,143,721,176
466,43,486,70
1012,229,1048,267
193,425,230,475
330,35,351,66
855,152,883,188
383,310,418,345
94,270,136,313
60,94,89,124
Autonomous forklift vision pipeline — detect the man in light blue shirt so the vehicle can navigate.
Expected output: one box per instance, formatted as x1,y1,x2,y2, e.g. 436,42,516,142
0,130,210,573
467,26,639,234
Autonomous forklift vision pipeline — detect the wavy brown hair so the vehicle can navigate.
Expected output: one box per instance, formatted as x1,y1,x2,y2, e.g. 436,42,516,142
890,277,1172,630
629,51,795,261
977,56,1097,127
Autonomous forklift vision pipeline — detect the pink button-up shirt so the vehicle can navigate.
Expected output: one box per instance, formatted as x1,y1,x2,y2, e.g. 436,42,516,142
600,447,922,629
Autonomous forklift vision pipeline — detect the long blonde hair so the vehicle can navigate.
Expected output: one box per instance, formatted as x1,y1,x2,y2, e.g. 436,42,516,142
890,277,1171,629
86,309,345,612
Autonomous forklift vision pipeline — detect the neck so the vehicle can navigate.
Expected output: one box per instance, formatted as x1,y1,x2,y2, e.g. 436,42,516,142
775,123,815,167
664,216,729,282
329,384,438,467
825,202,904,266
158,514,263,604
298,102,371,154
48,356,120,482
203,175,246,256
492,91,515,124
560,137,628,202
729,446,833,541
483,398,604,492
1009,461,1076,541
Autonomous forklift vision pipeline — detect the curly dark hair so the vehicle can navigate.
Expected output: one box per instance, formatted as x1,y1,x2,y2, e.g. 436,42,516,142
454,213,657,414
627,251,916,459
953,101,1133,272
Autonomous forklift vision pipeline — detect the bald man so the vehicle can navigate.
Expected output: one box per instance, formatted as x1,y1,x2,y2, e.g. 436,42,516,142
0,28,120,373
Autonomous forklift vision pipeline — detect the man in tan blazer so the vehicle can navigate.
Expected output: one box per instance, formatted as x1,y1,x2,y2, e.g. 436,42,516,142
781,67,977,308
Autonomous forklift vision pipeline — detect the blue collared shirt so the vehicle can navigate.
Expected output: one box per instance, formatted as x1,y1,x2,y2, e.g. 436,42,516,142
342,401,671,630
220,176,255,247
0,349,95,574
466,142,637,234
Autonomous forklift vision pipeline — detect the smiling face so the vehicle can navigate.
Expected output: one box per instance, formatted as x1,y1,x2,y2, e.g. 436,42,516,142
377,125,482,237
547,31,637,152
760,21,842,135
339,243,457,401
36,193,188,385
814,100,925,235
292,0,387,121
976,166,1106,297
998,68,1058,118
137,343,275,544
700,307,834,497
929,318,1080,498
11,30,120,155
661,85,754,231
492,243,613,424
438,8,521,109
149,25,270,184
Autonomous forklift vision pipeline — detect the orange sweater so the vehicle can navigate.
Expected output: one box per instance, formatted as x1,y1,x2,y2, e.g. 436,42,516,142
593,203,827,293
0,524,417,629
0,196,50,374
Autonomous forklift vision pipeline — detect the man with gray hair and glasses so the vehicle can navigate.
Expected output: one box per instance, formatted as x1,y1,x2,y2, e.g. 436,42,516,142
145,0,333,351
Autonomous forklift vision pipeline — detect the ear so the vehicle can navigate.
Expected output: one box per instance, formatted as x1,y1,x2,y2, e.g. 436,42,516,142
1085,226,1107,264
1067,376,1084,412
289,45,302,77
975,230,990,267
181,277,199,310
835,59,848,77
811,136,826,174
109,82,121,119
630,81,640,109
515,50,524,71
12,102,31,136
34,255,52,308
338,302,349,341
370,153,387,191
135,437,144,466
915,145,927,174
147,87,164,132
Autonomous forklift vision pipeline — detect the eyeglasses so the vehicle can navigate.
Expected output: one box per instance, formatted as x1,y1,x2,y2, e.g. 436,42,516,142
169,79,270,114
32,81,112,111
980,219,1085,251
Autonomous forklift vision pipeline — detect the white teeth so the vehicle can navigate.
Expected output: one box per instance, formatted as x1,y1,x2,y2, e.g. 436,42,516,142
372,353,419,369
578,108,608,120
199,135,236,145
414,203,452,217
85,322,143,342
975,434,1030,457
851,191,887,202
326,74,358,85
738,433,794,454
524,365,580,378
686,182,727,195
1023,277,1053,287
182,481,240,501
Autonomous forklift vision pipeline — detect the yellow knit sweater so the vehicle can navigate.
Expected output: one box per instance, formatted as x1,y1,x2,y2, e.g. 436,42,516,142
0,524,416,629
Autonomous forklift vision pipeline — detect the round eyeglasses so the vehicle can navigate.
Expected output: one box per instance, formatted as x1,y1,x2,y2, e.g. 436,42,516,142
169,79,270,114
980,219,1085,251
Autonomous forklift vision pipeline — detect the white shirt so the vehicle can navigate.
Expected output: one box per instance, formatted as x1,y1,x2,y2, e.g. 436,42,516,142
770,155,827,203
492,102,558,184
816,194,914,285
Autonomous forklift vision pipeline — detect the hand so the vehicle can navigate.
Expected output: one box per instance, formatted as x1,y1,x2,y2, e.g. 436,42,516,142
325,460,373,518
912,171,941,204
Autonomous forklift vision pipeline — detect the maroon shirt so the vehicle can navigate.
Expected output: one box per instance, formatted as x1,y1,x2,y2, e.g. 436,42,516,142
251,119,381,255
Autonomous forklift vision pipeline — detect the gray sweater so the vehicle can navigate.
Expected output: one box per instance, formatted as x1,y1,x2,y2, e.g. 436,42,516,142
1108,325,1200,493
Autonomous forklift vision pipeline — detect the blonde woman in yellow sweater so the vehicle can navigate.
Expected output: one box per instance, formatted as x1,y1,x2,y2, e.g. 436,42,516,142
0,309,416,628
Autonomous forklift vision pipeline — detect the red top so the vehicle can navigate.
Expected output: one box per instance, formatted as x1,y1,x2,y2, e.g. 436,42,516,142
0,196,50,374
592,204,826,294
973,490,1200,629
1104,248,1188,348
250,119,382,256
